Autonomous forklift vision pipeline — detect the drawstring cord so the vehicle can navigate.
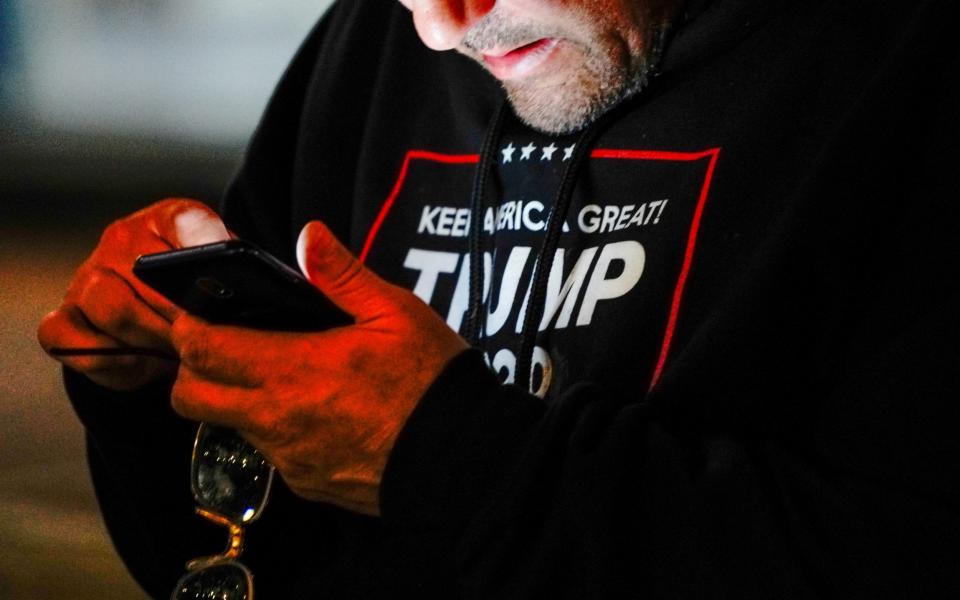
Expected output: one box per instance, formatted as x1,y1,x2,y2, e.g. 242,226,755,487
465,101,622,393
513,124,600,392
465,101,509,346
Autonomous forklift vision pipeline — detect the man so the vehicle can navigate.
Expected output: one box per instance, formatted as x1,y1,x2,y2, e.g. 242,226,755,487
38,0,960,597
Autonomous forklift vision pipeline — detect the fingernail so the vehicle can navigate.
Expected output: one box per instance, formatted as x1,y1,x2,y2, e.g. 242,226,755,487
296,225,310,276
174,208,229,247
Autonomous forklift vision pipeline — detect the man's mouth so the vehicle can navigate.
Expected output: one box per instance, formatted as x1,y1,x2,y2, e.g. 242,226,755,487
482,38,560,81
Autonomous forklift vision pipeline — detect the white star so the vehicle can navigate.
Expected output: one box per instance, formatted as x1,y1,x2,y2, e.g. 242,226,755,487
541,143,558,161
520,143,537,160
501,142,516,164
562,144,575,161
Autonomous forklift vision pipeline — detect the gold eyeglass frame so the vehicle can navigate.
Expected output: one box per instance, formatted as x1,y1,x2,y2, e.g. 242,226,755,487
170,423,276,600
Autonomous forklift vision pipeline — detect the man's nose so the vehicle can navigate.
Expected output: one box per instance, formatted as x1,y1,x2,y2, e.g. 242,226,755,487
409,0,496,51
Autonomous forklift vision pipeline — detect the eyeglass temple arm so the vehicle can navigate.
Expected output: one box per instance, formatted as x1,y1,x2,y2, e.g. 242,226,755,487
184,507,245,570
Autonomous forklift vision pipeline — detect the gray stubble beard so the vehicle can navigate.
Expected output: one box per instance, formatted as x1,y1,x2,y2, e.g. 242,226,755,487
464,13,669,135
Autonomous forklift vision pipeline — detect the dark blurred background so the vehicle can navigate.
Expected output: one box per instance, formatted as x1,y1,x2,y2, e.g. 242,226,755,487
0,1,331,597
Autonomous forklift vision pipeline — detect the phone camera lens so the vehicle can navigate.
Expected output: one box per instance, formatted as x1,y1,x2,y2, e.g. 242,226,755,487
195,277,234,299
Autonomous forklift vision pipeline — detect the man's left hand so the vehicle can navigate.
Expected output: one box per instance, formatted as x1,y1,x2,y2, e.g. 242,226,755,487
169,221,468,516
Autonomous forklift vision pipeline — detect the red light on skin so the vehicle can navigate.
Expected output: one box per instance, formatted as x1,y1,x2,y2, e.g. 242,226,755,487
168,220,469,517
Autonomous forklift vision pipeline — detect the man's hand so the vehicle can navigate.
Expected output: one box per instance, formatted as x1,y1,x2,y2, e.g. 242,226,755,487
168,221,468,516
37,199,231,391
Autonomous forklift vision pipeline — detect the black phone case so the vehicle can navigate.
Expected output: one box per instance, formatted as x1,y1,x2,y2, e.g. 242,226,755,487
133,241,351,332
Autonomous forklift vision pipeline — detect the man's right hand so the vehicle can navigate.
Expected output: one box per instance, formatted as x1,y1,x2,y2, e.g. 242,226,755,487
37,198,231,392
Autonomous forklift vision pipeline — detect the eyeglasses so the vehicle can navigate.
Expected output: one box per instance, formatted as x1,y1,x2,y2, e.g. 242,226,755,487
170,423,275,600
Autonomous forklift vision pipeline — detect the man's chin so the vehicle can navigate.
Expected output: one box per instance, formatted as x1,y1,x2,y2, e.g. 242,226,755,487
460,41,652,135
504,89,597,134
502,68,639,135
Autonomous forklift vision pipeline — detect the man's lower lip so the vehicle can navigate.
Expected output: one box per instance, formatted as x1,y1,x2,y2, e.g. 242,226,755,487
482,39,560,81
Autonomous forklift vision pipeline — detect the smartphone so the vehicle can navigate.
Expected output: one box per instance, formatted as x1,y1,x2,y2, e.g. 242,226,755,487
133,240,352,332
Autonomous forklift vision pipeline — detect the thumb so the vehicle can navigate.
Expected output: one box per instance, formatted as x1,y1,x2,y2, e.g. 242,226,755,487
296,221,397,319
147,199,230,248
171,203,230,247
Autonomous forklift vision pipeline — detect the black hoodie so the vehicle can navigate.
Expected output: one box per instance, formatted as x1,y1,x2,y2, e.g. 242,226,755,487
67,0,960,597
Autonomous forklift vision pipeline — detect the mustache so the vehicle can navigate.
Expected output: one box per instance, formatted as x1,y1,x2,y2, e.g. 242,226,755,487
462,11,559,53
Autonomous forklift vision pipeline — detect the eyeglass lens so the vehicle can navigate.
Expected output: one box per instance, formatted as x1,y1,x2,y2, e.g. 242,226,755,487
172,562,251,600
193,424,273,524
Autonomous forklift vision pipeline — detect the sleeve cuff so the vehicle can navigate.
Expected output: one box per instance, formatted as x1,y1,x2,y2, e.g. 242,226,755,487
379,349,547,534
63,367,194,449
